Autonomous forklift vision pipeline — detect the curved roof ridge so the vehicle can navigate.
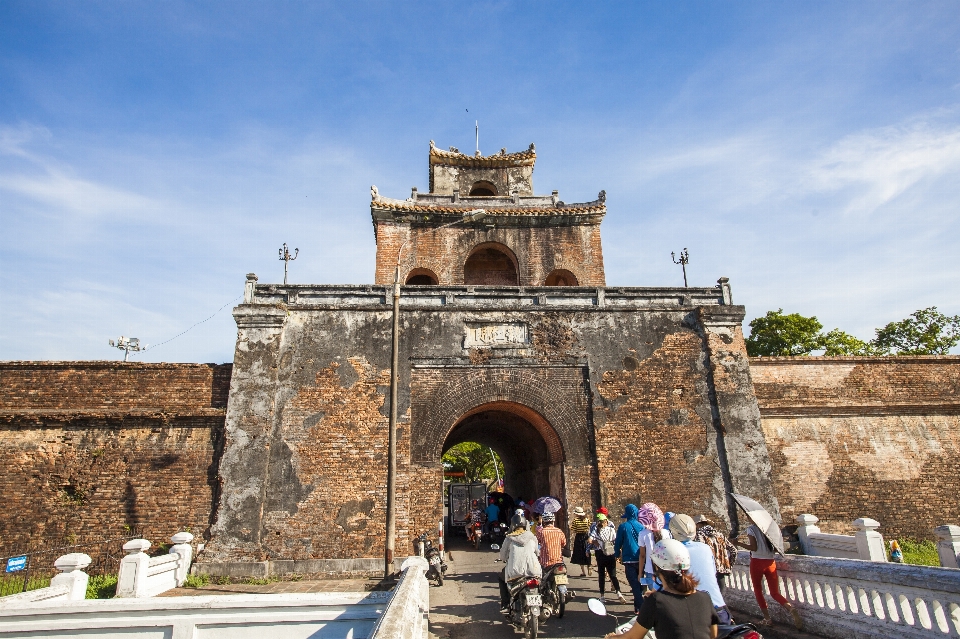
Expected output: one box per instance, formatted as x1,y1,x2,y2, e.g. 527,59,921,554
428,140,536,167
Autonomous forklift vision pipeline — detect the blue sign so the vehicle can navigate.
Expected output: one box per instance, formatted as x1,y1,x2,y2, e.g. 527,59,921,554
5,556,27,573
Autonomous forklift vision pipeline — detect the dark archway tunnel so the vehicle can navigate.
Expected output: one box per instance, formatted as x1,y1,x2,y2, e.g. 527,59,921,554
441,404,565,511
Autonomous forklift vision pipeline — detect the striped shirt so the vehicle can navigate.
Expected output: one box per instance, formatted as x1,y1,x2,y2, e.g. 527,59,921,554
570,517,591,535
537,525,567,567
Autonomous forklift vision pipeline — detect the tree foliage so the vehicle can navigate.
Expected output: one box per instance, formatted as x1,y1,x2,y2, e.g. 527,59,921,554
745,309,823,356
872,307,960,355
442,442,504,483
746,306,960,357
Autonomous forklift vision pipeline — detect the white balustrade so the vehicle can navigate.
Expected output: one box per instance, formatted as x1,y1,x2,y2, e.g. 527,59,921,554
116,532,194,598
0,553,91,607
796,514,887,562
369,556,430,639
725,552,960,639
936,526,960,569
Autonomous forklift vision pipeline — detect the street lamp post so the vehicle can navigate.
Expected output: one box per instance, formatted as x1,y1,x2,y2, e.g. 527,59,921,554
384,209,485,579
672,248,690,288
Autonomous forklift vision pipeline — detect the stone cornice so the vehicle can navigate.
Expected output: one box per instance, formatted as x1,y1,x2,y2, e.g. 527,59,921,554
750,355,960,365
758,404,960,417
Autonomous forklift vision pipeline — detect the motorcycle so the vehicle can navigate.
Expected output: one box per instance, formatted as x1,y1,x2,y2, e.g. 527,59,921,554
469,520,483,549
538,561,570,620
417,533,447,586
587,597,763,639
506,575,542,639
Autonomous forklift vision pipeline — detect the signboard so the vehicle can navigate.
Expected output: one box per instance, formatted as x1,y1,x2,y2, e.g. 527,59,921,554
464,322,529,348
5,555,27,573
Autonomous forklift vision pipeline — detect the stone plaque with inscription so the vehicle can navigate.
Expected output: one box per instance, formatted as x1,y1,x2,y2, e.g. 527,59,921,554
464,322,529,348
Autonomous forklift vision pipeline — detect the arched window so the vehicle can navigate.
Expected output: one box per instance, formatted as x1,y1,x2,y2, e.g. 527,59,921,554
544,269,578,286
463,243,519,286
405,268,439,285
468,181,497,196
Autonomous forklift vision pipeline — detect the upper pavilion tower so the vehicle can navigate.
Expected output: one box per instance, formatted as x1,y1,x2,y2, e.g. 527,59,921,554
371,141,606,287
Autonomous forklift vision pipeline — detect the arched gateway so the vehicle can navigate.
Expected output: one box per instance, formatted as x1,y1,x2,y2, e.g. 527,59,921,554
407,366,599,538
202,141,779,576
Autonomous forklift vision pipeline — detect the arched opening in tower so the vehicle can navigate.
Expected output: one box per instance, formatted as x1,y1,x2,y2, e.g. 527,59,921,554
405,268,439,285
463,243,519,286
441,405,565,516
544,269,579,286
468,181,497,196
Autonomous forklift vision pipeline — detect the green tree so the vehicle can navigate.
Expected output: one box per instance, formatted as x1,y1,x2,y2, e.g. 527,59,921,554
872,307,960,355
442,442,504,483
819,328,876,356
745,309,823,356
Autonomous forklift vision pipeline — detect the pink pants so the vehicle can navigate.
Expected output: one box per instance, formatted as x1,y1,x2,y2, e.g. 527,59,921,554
750,558,789,609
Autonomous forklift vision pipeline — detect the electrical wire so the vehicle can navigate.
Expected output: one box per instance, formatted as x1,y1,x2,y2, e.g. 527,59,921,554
144,295,242,352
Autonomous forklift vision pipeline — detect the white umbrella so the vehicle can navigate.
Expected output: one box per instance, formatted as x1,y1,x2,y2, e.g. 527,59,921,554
731,493,784,556
531,496,562,515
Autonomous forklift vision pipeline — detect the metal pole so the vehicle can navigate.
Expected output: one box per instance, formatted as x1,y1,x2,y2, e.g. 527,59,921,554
385,268,401,579
384,210,484,580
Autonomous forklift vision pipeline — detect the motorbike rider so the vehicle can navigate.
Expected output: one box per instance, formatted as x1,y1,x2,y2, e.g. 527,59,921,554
466,499,485,543
536,512,567,567
498,513,542,613
484,497,501,536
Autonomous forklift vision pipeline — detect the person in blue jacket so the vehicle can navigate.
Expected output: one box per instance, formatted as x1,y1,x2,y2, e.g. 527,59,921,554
614,503,646,615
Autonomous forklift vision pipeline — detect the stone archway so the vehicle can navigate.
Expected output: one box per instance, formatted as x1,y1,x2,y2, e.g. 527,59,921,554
463,243,519,286
405,365,599,546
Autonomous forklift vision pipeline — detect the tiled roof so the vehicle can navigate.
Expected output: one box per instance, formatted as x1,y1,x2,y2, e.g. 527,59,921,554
428,140,537,168
370,194,606,217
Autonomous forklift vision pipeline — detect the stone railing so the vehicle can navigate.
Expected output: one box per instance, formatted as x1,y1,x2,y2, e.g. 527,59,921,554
0,591,390,637
369,556,430,639
0,553,91,607
938,526,960,569
725,553,960,639
797,515,887,562
242,281,728,310
116,532,194,598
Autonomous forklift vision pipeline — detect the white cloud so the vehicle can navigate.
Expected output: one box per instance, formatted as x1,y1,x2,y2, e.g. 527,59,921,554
806,120,960,217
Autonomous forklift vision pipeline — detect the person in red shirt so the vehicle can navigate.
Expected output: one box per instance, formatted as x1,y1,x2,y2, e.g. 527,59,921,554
536,512,567,567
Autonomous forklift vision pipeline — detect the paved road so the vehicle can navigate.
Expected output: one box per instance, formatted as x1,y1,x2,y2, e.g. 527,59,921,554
429,536,638,639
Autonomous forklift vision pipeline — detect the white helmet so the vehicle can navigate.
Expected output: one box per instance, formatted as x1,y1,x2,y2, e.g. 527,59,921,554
651,538,691,572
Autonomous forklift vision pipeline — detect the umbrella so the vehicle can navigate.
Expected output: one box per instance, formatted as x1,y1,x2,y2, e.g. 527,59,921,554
531,496,562,515
731,493,784,555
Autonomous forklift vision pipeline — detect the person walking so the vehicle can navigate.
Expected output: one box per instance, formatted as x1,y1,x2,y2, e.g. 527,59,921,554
498,513,542,614
694,515,737,593
570,506,593,577
636,502,671,593
591,512,627,603
734,521,802,629
669,513,733,624
605,539,720,639
614,503,645,615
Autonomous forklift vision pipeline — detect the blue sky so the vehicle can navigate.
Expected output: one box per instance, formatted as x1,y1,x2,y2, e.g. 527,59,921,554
2,2,959,363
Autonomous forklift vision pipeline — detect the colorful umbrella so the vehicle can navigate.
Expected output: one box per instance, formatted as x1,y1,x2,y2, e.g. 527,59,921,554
531,496,562,515
731,493,784,556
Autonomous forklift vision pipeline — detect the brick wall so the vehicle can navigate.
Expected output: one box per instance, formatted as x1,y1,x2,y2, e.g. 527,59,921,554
751,356,960,540
0,362,230,556
373,223,606,287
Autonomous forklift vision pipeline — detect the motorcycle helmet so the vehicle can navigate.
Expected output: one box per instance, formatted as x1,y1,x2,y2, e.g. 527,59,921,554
651,538,691,572
510,513,528,531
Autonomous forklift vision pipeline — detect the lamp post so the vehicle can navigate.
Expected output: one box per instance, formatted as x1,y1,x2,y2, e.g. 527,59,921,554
672,248,690,288
278,243,299,285
384,209,485,579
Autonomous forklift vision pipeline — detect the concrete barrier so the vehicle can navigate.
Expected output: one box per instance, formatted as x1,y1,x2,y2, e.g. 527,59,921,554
369,556,430,639
725,552,960,639
0,591,391,637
